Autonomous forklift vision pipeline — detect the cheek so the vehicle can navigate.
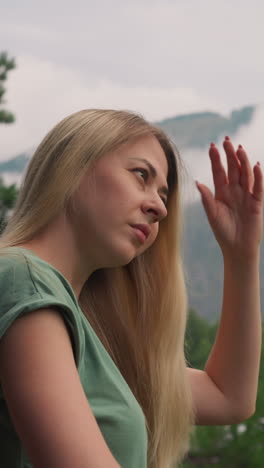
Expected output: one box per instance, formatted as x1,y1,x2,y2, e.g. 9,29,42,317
150,223,159,243
75,173,134,226
145,224,159,250
135,224,159,257
94,172,133,207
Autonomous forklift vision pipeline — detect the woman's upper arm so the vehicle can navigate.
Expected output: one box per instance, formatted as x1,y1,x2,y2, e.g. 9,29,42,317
0,308,121,468
187,367,252,425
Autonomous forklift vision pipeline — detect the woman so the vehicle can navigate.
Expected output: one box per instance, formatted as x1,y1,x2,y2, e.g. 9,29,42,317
0,109,262,468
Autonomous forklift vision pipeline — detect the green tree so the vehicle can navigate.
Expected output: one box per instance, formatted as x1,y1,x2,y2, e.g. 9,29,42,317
0,51,17,231
0,177,18,233
216,333,264,467
0,51,16,123
185,308,216,369
183,309,264,467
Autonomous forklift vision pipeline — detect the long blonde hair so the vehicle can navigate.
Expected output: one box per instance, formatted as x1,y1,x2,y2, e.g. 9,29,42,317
0,109,193,467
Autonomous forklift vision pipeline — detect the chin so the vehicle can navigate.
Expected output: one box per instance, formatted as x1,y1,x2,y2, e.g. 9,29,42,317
118,247,149,265
114,253,137,267
103,245,139,268
98,235,150,268
82,248,131,271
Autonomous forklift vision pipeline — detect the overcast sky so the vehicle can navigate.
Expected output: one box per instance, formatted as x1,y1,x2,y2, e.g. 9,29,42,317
0,0,264,170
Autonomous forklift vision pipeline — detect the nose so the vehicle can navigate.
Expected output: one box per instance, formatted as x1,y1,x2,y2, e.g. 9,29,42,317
141,193,167,223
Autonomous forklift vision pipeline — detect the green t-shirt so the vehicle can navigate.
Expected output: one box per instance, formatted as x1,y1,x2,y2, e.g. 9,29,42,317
0,247,148,468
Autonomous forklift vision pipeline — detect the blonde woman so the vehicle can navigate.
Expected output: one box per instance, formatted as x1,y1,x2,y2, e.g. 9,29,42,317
0,109,262,468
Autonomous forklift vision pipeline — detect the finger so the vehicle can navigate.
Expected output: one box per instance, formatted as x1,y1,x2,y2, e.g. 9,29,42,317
209,143,228,195
236,145,254,192
196,181,217,224
223,137,241,185
252,163,264,202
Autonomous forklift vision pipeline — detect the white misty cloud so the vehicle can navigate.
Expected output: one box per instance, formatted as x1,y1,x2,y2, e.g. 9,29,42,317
1,1,264,163
0,55,218,160
1,55,263,206
230,106,264,163
1,0,264,113
180,106,264,204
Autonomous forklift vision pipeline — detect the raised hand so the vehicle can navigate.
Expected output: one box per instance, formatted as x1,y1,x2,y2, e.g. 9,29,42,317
196,137,263,261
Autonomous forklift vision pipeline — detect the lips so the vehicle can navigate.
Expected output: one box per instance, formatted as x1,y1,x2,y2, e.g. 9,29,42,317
130,224,150,240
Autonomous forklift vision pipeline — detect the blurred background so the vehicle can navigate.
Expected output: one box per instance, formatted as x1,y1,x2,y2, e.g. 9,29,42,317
0,0,264,466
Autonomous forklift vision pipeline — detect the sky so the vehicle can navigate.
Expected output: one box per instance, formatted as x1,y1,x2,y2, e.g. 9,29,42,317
0,0,264,196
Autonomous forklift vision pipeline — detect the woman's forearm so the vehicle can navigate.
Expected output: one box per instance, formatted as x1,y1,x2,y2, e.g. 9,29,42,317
204,252,262,419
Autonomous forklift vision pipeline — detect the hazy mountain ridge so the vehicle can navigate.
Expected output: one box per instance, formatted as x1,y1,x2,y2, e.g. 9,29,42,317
183,200,264,321
0,105,256,174
0,152,31,173
157,105,255,150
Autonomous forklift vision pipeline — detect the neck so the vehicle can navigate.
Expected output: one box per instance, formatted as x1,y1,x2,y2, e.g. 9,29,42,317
15,214,94,299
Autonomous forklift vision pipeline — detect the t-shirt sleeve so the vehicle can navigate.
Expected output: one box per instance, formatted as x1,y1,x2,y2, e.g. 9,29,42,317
0,254,83,369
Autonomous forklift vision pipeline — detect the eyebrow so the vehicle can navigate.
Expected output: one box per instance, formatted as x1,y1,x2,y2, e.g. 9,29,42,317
129,157,169,197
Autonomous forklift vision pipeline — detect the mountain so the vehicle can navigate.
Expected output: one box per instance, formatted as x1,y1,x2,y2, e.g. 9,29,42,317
0,105,256,178
0,151,32,185
183,200,264,321
156,105,255,150
0,152,32,174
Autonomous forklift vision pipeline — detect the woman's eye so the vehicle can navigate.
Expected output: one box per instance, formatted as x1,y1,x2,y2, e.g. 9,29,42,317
132,168,149,181
132,168,167,206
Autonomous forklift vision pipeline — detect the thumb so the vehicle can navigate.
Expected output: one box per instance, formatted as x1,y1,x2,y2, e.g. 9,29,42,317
196,181,216,223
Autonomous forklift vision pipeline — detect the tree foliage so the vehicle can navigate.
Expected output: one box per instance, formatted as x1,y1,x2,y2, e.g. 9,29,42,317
183,309,264,467
0,177,18,233
0,51,16,123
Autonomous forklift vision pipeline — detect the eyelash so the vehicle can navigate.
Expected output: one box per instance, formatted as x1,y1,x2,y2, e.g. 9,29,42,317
133,167,149,181
132,168,167,206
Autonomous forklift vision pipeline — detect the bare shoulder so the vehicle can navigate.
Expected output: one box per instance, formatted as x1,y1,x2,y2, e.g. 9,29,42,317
0,308,121,468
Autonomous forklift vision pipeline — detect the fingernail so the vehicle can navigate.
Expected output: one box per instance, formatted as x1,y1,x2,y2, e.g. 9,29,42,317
225,136,230,141
238,144,243,149
210,142,215,147
257,161,261,166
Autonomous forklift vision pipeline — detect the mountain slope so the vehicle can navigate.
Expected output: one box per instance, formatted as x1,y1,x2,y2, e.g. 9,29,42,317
0,152,32,174
183,200,264,321
0,105,256,174
156,106,255,150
